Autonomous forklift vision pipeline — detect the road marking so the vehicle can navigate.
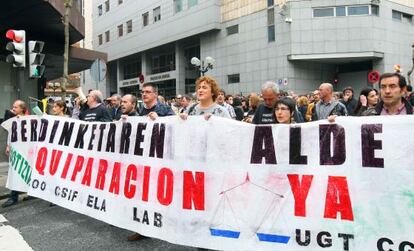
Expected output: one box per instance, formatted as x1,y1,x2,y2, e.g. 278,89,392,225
0,214,33,251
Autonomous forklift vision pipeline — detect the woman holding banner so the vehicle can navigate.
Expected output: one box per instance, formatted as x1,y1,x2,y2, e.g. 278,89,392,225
274,97,297,124
180,76,230,120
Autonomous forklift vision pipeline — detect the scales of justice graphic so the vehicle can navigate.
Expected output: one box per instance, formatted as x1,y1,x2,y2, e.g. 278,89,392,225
208,173,291,244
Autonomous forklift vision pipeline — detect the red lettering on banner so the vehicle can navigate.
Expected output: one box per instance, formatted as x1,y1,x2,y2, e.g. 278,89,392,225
183,171,205,211
95,159,108,190
288,174,314,217
61,153,73,179
109,162,121,195
49,150,62,176
124,164,137,199
81,158,94,186
142,166,151,202
157,168,174,206
70,155,85,182
324,176,354,221
35,147,48,175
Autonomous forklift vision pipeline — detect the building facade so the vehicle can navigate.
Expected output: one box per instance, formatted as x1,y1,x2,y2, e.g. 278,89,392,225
93,0,414,98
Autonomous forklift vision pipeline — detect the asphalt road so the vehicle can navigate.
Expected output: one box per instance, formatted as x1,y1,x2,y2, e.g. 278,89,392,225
0,198,199,251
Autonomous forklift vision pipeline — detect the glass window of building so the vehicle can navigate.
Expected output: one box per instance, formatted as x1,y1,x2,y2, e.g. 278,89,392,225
402,13,413,24
228,74,240,84
313,8,334,17
105,30,110,42
153,7,161,22
267,0,274,7
268,25,275,42
184,45,200,69
226,25,239,35
151,52,175,74
392,10,402,21
348,6,369,16
371,5,379,16
142,12,149,26
98,5,103,16
188,0,198,8
122,60,142,80
105,0,110,12
267,8,275,25
118,24,123,37
98,34,103,45
174,0,183,14
336,6,346,16
127,20,133,33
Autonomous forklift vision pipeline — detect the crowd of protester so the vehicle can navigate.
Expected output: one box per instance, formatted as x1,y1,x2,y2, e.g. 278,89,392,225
2,71,413,244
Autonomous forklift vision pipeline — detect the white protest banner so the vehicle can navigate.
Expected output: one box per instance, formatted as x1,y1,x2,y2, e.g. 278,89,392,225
2,115,414,251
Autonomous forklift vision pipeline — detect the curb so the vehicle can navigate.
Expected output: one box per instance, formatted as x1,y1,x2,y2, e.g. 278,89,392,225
0,193,10,201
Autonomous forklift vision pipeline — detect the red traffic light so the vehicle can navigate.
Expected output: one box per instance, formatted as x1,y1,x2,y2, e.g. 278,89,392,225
6,29,23,42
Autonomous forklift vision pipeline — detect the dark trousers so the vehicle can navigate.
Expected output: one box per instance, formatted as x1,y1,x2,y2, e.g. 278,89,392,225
10,190,18,202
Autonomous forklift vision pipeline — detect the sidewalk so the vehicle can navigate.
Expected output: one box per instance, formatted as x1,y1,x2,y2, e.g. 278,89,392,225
0,162,10,200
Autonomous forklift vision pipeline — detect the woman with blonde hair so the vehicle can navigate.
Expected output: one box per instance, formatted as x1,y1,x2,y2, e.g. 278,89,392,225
296,95,308,121
180,76,230,120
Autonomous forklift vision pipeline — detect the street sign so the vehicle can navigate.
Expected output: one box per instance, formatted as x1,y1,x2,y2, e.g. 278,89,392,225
90,59,107,83
368,70,380,84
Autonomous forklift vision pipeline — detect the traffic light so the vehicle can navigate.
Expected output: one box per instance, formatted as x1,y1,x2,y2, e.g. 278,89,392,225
5,29,26,67
28,41,45,78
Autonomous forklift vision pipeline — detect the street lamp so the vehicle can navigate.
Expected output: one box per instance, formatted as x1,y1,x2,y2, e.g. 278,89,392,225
48,82,61,97
191,56,215,76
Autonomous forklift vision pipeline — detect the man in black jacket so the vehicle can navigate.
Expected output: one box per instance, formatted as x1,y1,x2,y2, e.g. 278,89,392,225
340,86,357,116
77,90,112,122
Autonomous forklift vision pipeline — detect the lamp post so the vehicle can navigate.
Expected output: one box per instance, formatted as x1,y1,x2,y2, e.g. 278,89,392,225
191,56,215,76
48,82,61,97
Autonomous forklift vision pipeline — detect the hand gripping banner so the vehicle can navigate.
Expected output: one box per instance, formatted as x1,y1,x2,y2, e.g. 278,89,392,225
2,115,414,251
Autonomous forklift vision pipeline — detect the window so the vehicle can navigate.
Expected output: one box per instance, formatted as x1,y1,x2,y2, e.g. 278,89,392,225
151,52,175,74
174,0,183,14
188,0,198,8
314,5,377,18
226,25,239,35
98,34,103,45
105,0,110,12
153,7,161,22
105,30,110,42
142,12,149,26
402,13,413,24
348,6,369,16
228,74,240,84
98,5,103,16
118,0,123,5
122,60,142,80
118,24,123,37
392,10,402,20
126,20,132,33
267,8,275,25
336,6,346,16
313,8,334,17
267,0,274,7
268,25,275,42
371,5,379,16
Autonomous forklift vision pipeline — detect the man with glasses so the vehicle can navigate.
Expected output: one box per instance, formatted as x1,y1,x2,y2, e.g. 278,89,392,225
138,83,174,119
